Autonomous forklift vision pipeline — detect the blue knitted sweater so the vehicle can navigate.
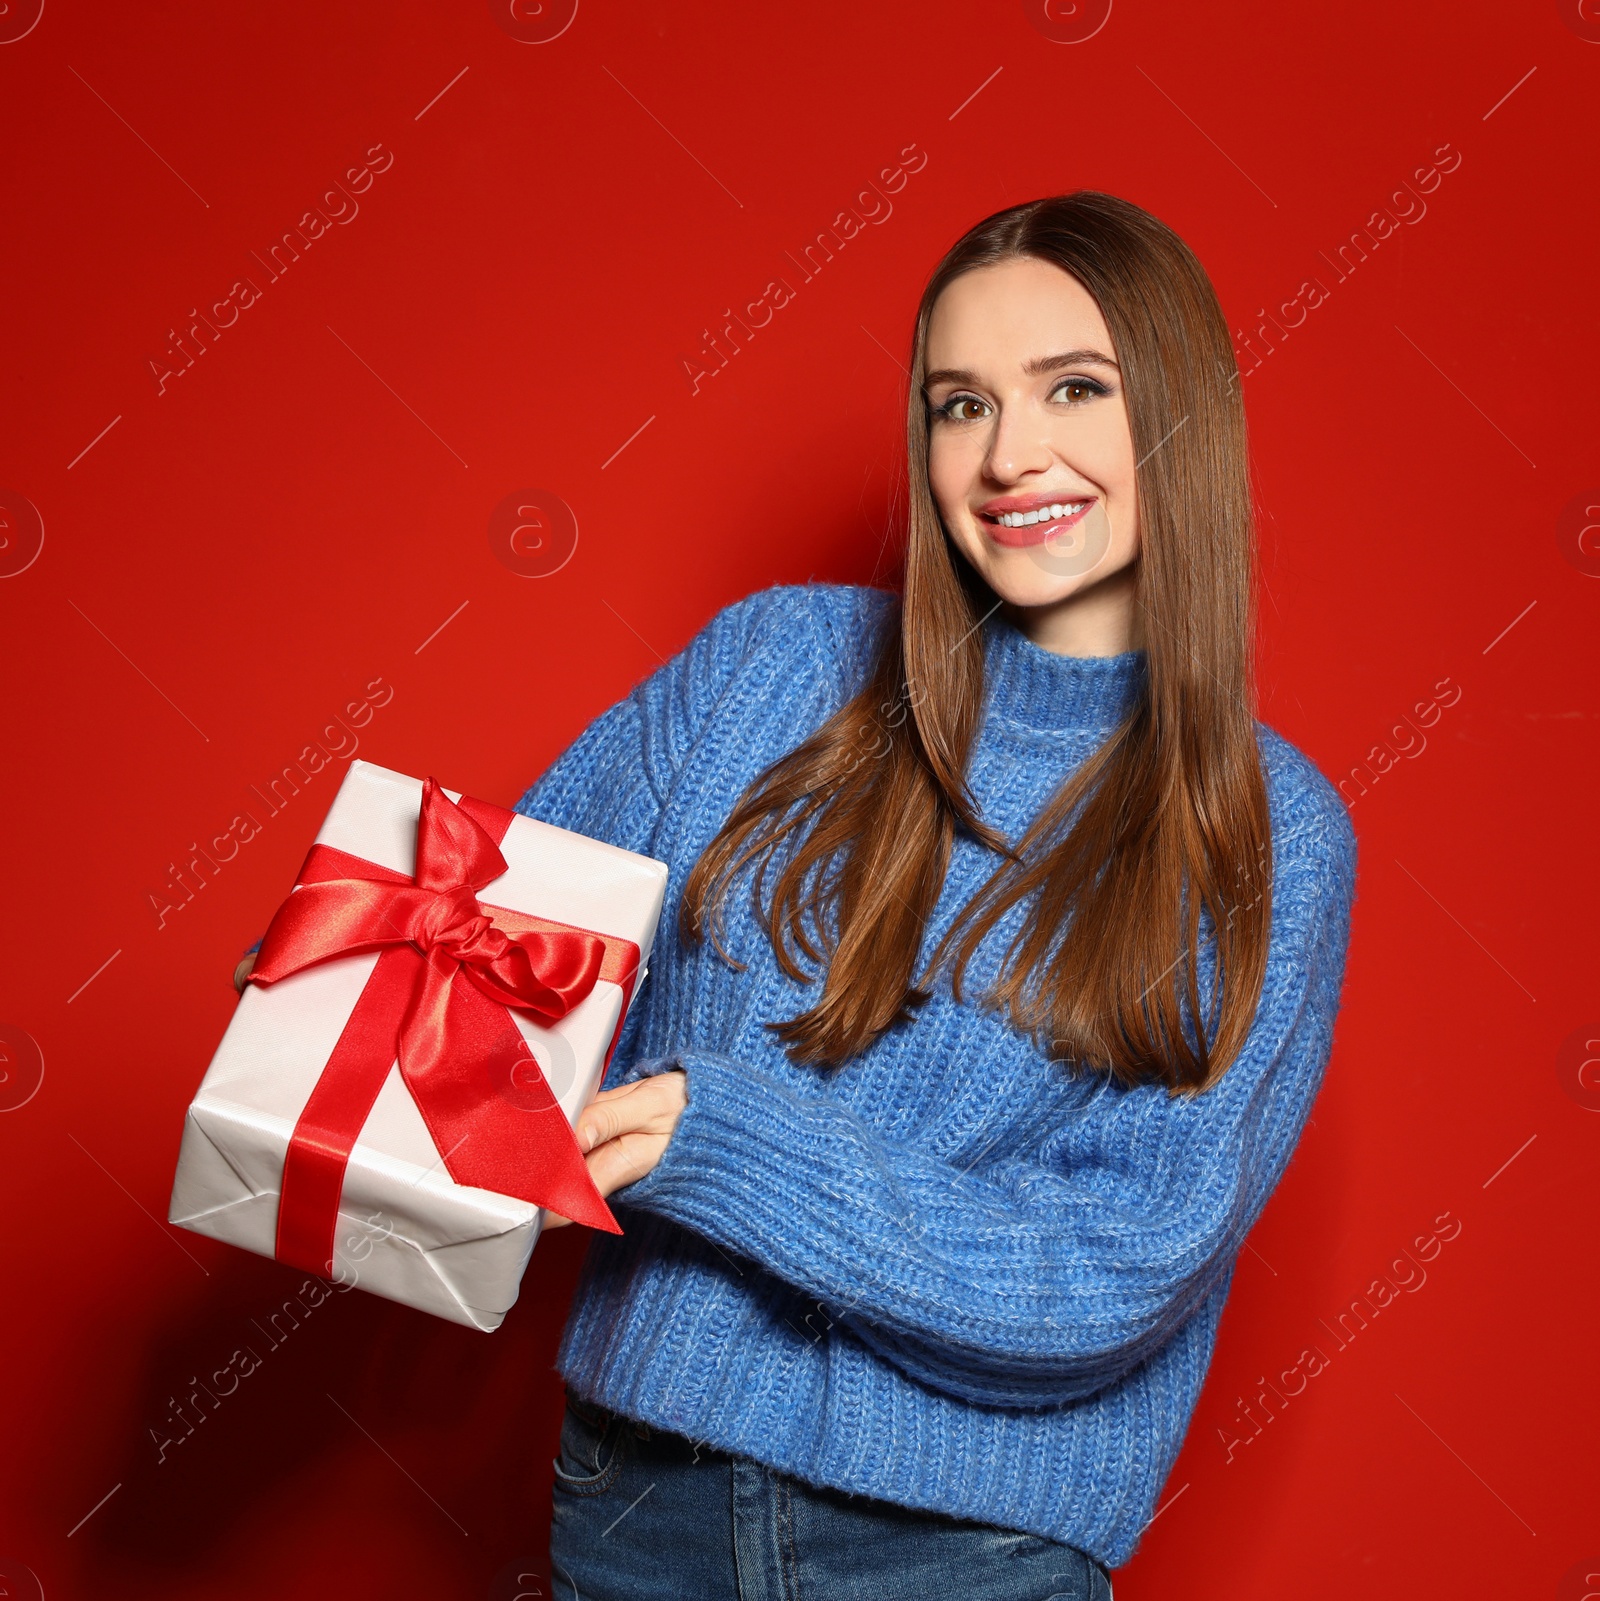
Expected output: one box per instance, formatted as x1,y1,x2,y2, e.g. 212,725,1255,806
514,582,1356,1569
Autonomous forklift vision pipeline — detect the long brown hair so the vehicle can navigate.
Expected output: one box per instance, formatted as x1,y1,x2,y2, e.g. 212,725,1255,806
680,191,1271,1095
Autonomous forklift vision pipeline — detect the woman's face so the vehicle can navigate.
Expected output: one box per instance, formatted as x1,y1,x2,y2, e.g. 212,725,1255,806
923,256,1141,654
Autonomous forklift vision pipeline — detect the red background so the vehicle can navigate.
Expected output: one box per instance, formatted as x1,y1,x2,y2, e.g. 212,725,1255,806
2,1,1597,1596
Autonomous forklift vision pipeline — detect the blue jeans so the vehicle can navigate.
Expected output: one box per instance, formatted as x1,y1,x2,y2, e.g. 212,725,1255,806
549,1391,1115,1600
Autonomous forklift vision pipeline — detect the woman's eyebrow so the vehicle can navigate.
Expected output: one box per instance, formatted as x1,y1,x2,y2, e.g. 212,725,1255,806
1024,348,1120,375
923,348,1121,390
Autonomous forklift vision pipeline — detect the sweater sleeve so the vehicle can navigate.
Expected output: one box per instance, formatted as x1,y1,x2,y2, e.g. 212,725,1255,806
609,791,1357,1409
515,581,889,1083
511,588,784,854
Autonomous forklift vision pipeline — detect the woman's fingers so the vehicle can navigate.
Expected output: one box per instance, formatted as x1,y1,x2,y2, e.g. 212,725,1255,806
542,1079,685,1226
538,1069,689,1212
576,1078,657,1151
449,1075,690,1233
585,1129,670,1197
233,953,257,994
575,1070,686,1153
541,1138,663,1221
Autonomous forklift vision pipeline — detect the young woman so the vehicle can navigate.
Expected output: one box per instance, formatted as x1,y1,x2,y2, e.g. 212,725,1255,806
520,191,1357,1597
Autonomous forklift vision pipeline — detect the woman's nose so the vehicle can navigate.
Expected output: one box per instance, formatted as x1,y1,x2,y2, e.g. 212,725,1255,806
983,404,1053,483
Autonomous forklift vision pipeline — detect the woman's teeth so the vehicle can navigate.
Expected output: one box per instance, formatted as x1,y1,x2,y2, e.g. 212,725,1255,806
995,501,1087,528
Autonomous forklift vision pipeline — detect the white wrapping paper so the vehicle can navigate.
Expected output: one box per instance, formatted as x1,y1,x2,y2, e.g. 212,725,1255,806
168,760,668,1331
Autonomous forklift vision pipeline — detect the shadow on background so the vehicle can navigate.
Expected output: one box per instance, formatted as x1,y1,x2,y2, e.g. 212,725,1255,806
76,1224,592,1596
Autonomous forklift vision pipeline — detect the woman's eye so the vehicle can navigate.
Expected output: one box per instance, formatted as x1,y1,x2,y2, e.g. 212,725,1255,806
1052,377,1106,405
934,394,990,423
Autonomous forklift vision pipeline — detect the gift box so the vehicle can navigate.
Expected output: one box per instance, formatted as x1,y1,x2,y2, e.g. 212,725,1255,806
168,759,668,1331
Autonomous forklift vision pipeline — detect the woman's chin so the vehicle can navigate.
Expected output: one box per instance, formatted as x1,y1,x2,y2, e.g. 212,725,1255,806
980,559,1096,615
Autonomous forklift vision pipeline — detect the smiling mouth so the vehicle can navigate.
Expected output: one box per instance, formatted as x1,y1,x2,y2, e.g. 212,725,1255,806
980,499,1094,548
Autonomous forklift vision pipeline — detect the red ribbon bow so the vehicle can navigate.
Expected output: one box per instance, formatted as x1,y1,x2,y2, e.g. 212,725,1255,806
250,777,628,1277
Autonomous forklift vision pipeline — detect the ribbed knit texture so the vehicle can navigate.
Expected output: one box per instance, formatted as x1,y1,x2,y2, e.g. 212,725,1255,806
515,582,1356,1569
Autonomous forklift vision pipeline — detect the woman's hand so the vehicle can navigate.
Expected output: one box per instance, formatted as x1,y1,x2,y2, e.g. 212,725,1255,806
238,934,682,1227
542,1068,688,1230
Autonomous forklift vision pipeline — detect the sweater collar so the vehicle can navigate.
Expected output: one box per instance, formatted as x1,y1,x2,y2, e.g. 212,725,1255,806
980,609,1146,733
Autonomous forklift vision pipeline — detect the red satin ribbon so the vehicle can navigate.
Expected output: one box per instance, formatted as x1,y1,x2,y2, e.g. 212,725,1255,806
249,778,632,1276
